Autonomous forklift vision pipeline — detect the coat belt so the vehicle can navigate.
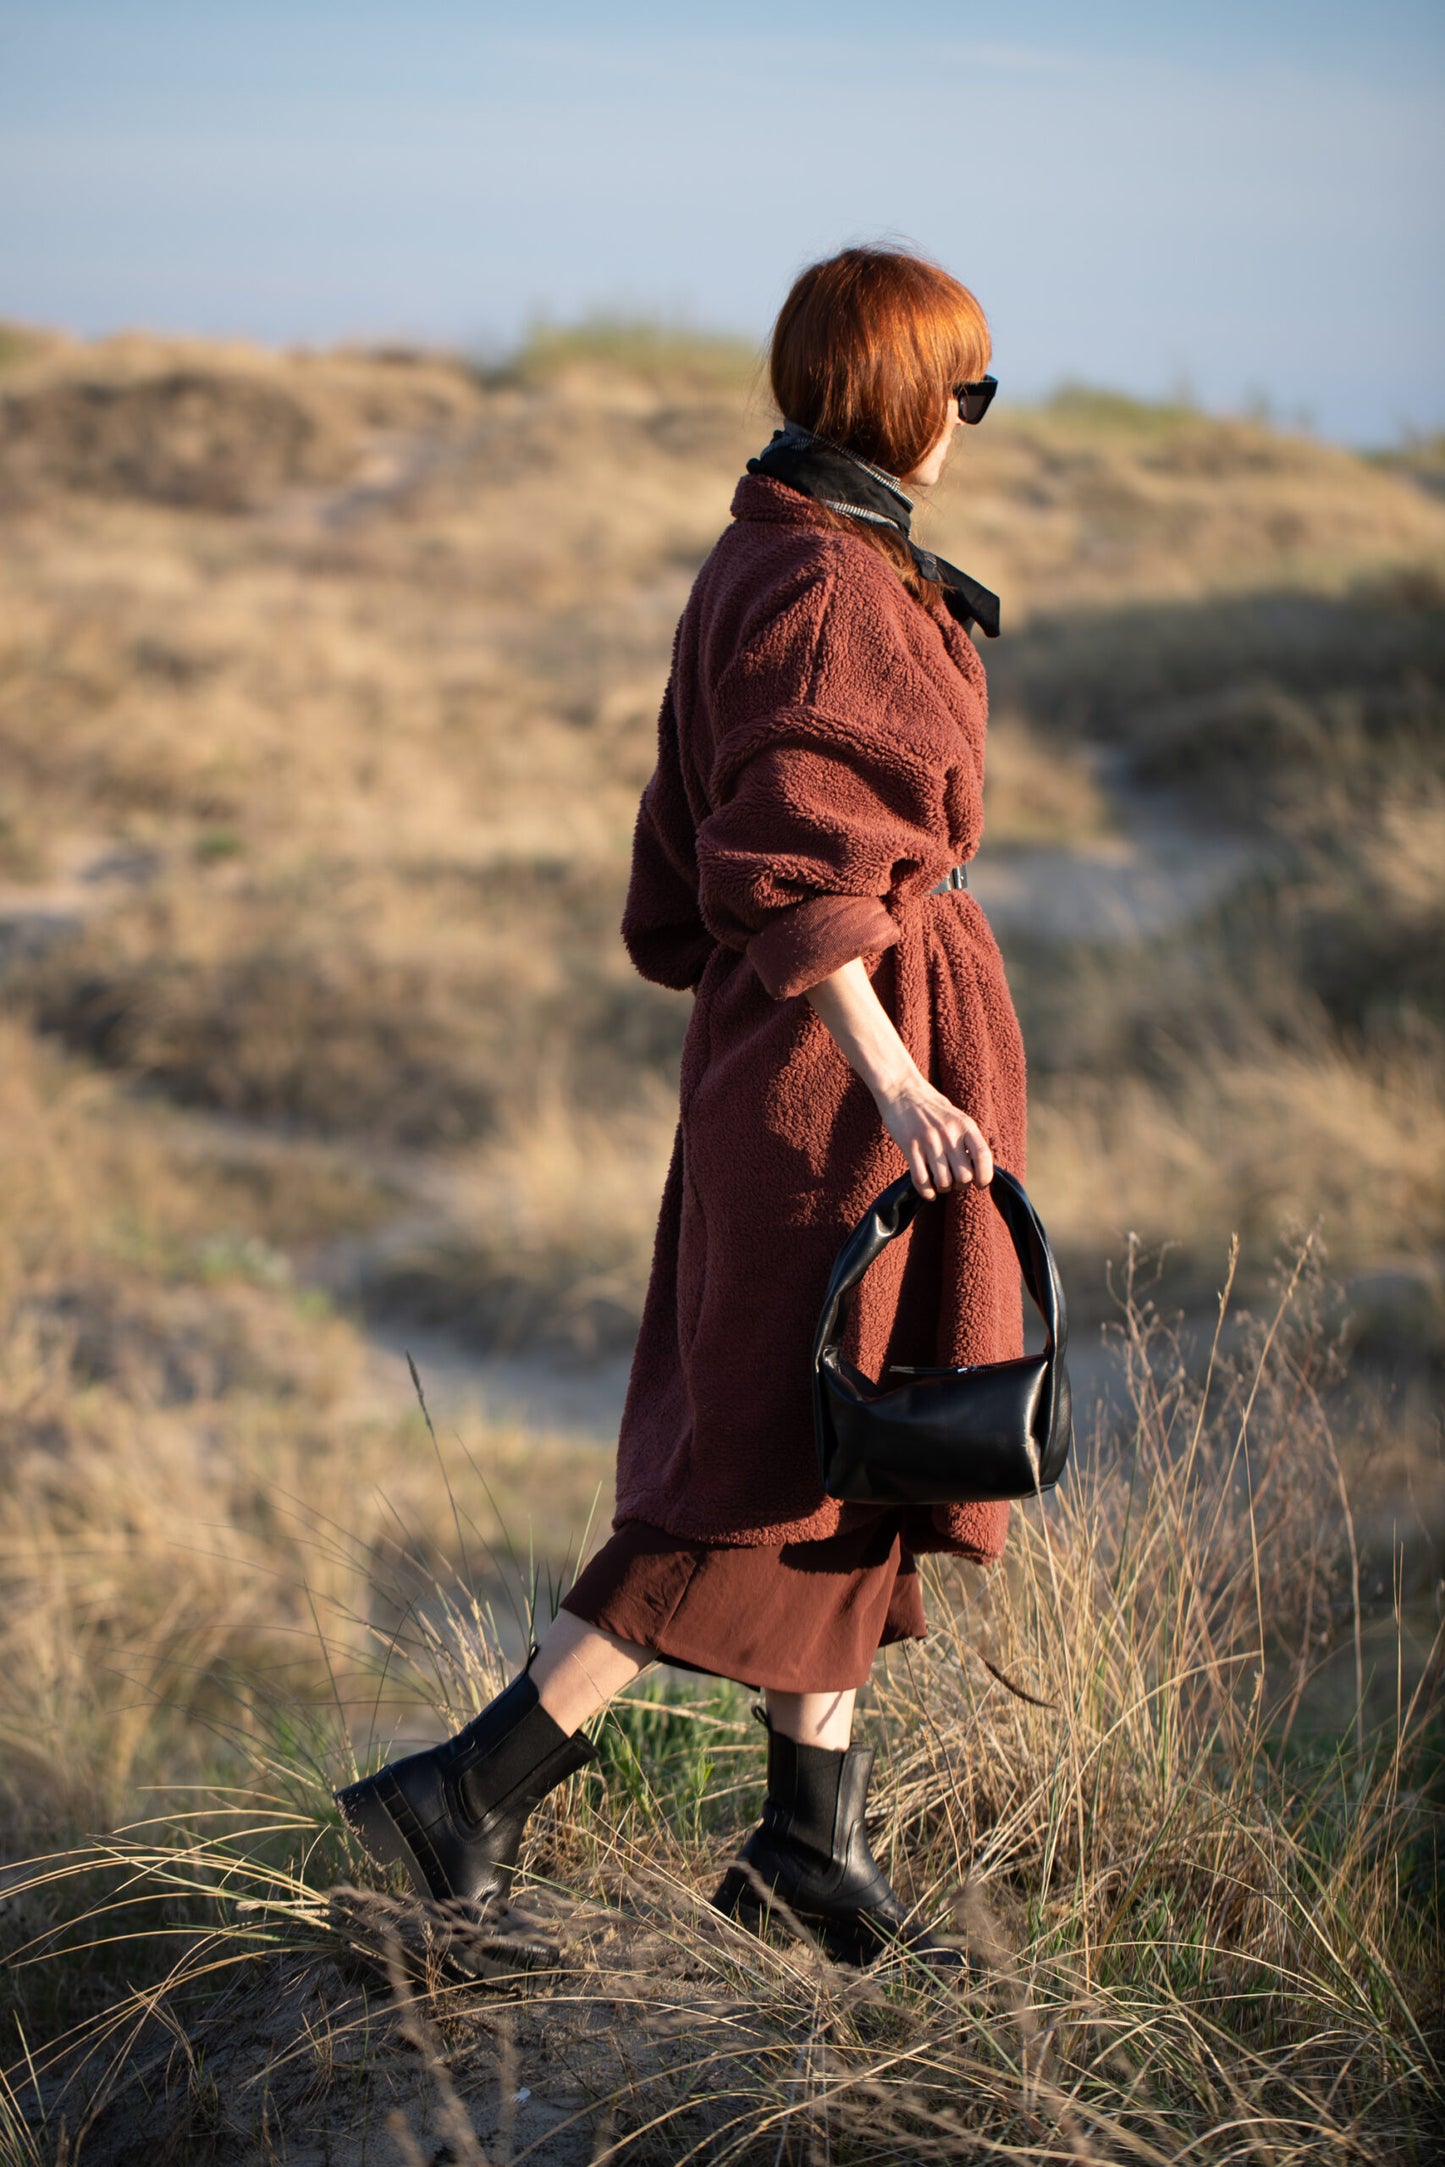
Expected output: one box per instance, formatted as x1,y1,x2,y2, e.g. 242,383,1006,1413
931,864,970,893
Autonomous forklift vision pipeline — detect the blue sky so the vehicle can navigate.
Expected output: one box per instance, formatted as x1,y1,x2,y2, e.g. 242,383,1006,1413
1,1,1441,444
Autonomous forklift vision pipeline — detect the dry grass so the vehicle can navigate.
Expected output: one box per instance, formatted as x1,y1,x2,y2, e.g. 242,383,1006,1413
2,325,1442,1336
0,325,1442,2157
0,1237,1439,2162
0,1019,607,1852
367,1078,682,1355
1031,1034,1445,1296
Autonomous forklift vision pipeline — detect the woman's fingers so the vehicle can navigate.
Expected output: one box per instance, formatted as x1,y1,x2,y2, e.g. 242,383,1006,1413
882,1085,994,1196
927,1127,994,1193
916,1129,975,1196
908,1138,936,1199
933,1117,990,1193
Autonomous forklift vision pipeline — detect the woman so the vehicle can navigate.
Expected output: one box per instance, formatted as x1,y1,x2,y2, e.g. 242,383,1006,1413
337,246,1027,1970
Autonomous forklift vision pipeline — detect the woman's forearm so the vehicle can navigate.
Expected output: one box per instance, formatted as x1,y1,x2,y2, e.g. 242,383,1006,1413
804,955,993,1196
803,957,919,1100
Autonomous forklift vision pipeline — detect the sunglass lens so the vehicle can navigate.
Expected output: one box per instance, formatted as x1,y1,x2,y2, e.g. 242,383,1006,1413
959,375,998,425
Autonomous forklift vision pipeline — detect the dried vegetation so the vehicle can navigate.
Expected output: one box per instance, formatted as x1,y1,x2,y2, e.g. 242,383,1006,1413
0,320,1441,2160
2,1241,1439,2161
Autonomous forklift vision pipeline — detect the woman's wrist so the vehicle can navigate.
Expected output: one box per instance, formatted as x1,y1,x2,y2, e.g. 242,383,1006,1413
867,1055,924,1107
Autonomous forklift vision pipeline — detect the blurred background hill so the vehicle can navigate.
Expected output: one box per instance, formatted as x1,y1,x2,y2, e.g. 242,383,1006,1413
2,210,1444,2167
2,323,1441,1814
2,319,1441,1365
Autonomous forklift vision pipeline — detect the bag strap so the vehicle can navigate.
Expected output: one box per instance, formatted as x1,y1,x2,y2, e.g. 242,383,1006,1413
812,1168,1070,1434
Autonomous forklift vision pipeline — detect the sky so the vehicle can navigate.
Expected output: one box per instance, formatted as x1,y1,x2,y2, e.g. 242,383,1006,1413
1,0,1441,446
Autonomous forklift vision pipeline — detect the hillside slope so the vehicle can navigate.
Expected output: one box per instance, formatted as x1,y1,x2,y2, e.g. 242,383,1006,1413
2,324,1442,2167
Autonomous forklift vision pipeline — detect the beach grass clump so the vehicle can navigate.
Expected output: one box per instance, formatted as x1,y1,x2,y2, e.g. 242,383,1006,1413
497,314,762,395
1,1228,1438,2162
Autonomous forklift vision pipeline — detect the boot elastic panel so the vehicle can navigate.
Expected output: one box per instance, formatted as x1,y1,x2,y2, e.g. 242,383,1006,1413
445,1673,592,1825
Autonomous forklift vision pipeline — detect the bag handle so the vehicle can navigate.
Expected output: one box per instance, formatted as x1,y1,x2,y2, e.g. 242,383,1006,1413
812,1167,1070,1441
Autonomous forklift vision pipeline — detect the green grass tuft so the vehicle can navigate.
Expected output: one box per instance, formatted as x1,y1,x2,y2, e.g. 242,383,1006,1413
496,311,762,390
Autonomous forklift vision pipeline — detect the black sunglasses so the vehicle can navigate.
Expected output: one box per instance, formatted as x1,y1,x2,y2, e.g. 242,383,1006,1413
953,375,998,425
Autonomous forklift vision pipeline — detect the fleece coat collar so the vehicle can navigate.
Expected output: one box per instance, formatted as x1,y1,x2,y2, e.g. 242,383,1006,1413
747,427,1002,640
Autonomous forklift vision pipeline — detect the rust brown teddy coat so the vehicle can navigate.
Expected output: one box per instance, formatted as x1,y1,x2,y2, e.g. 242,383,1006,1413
613,472,1028,1560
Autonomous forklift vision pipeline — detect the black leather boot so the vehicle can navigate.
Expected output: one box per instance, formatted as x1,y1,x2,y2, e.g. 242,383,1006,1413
335,1671,596,1908
712,1721,965,1971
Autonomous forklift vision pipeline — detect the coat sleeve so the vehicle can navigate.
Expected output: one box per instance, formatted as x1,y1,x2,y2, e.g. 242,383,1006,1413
620,684,715,992
695,568,948,1001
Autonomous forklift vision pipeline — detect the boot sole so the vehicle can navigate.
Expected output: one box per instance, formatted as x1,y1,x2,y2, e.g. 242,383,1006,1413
713,1867,966,1975
712,1866,871,1968
335,1773,433,1899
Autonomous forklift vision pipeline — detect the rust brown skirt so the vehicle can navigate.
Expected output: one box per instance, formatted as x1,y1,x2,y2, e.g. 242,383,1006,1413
559,1512,926,1692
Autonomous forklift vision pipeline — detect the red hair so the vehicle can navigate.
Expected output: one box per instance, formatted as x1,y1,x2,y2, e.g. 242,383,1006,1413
769,246,990,479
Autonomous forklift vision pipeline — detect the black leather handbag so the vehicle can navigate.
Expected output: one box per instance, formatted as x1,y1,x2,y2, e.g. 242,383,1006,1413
813,1168,1072,1506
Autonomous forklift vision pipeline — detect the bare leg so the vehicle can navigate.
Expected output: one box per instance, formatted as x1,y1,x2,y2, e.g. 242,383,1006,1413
764,1687,856,1750
528,1609,651,1733
531,1613,857,1747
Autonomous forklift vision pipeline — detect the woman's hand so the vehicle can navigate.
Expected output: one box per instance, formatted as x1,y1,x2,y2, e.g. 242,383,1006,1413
803,955,994,1198
872,1073,993,1200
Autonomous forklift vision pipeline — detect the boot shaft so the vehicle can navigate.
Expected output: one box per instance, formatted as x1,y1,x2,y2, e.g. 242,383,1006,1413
443,1672,594,1828
713,1719,928,1967
760,1725,876,1866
